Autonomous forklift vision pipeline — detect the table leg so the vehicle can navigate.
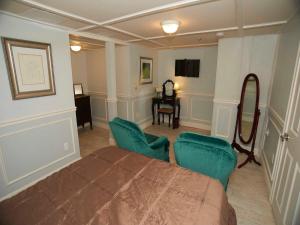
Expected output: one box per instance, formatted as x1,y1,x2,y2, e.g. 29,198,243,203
172,105,176,129
152,102,155,125
178,103,181,122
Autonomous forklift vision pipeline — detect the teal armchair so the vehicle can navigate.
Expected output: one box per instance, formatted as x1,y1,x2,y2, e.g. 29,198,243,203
109,117,169,162
174,132,237,190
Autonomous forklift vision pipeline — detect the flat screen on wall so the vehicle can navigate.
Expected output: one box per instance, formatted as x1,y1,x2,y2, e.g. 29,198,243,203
175,59,200,77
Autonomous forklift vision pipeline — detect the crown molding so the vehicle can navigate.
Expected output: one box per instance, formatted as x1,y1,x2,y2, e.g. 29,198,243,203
0,10,72,31
69,40,104,47
127,27,239,43
242,21,287,29
155,42,218,49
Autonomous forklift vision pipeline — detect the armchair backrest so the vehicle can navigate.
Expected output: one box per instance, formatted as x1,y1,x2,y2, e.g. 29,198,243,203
109,117,148,151
178,132,232,152
174,132,237,190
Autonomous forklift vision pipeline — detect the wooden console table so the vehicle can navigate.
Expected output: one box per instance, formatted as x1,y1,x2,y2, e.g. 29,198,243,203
152,97,181,129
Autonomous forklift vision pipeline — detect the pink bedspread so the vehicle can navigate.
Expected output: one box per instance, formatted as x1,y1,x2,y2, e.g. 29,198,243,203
0,146,236,225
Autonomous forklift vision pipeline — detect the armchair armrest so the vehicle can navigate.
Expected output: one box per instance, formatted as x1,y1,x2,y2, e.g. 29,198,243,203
149,136,169,150
145,133,159,144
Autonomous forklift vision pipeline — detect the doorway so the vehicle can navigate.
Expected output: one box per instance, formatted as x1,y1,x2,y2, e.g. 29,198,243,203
69,35,110,157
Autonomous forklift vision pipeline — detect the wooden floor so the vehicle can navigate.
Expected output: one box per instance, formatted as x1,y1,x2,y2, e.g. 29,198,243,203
78,124,276,225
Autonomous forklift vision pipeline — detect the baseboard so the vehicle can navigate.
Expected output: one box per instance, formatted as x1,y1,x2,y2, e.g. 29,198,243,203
92,120,108,129
0,156,81,202
138,118,153,130
93,118,152,130
180,120,211,131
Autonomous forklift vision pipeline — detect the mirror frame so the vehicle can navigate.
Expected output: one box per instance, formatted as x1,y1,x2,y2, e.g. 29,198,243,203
237,73,260,144
162,79,176,99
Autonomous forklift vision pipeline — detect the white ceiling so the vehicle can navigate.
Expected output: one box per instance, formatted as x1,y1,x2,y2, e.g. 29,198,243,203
0,0,299,49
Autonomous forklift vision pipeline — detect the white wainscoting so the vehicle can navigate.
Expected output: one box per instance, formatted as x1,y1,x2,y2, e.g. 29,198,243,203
262,107,284,184
88,91,108,128
212,99,269,157
285,163,300,225
89,91,214,131
0,108,80,200
88,91,154,128
272,146,300,225
131,93,154,125
212,99,239,141
178,92,213,131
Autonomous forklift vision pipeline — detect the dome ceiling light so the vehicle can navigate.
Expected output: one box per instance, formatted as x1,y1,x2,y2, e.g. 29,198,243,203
70,45,81,52
161,20,180,34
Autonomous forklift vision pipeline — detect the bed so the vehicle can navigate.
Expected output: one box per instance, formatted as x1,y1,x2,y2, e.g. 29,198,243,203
0,146,236,225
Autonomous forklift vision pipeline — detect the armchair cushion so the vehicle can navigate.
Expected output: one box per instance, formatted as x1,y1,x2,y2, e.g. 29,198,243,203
109,117,169,162
174,132,237,190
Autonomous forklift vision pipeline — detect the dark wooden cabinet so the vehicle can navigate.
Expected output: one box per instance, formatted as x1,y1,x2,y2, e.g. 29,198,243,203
75,95,93,129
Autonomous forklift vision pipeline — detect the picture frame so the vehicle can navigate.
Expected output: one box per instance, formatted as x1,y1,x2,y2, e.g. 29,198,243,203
140,57,153,84
73,83,84,96
2,37,56,100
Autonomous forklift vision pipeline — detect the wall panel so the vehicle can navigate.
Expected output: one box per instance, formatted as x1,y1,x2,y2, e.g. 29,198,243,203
0,109,80,199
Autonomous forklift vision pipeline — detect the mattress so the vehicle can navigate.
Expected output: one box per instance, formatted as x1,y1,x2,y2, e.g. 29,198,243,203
0,146,236,225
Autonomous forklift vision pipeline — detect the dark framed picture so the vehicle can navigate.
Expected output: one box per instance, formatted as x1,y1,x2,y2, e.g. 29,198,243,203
73,83,83,96
140,57,153,84
2,37,56,100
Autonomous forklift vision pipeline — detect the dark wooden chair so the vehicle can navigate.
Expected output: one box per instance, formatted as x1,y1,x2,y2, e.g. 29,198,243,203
158,108,173,127
157,80,176,127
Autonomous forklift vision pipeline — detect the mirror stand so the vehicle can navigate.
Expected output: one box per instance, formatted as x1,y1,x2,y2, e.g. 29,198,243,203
232,73,262,168
232,104,261,168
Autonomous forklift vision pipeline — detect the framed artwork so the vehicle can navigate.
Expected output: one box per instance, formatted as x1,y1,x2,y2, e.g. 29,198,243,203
73,83,84,96
140,57,153,84
2,37,56,100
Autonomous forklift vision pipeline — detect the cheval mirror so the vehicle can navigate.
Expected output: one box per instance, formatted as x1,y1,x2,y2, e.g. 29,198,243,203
232,73,261,168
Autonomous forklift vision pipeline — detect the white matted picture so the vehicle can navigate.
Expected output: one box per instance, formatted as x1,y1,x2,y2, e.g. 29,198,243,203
2,37,56,100
140,57,153,84
73,83,84,96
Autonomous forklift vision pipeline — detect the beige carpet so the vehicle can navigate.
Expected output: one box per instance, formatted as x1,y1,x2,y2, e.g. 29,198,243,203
78,127,110,158
78,124,276,225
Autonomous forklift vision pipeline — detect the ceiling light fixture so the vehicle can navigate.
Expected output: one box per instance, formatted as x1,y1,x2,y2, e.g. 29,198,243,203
161,20,180,34
70,45,81,52
216,32,224,38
